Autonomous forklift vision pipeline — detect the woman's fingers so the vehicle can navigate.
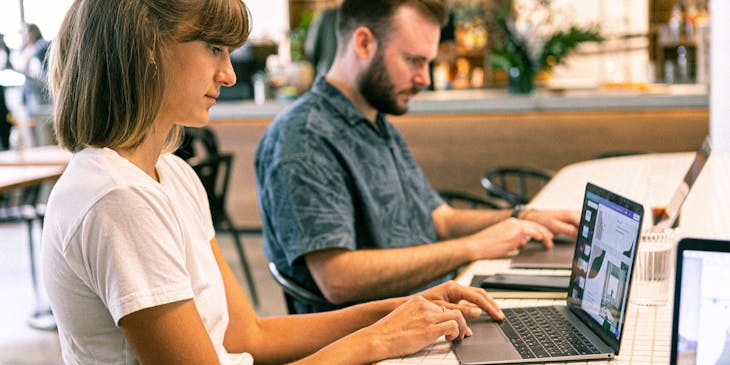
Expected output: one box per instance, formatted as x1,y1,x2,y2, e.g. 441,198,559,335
427,282,505,321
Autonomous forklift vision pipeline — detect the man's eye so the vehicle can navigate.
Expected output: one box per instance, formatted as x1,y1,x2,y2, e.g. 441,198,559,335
407,57,423,67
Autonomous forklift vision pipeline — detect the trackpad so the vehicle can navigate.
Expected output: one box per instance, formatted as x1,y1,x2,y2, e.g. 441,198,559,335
459,317,507,345
453,317,520,364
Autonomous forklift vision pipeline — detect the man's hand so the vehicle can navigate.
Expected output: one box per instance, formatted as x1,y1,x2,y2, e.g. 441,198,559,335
466,217,553,257
522,210,580,246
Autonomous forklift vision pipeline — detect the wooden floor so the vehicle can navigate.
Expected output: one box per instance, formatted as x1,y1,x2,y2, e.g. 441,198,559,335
0,222,286,364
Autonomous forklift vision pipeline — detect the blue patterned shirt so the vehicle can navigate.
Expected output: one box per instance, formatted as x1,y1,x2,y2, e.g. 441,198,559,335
255,78,450,311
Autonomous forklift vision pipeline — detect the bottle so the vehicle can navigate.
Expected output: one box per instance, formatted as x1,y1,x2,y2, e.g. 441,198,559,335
253,71,267,105
676,46,688,83
664,60,674,84
668,5,682,44
695,5,710,86
684,3,698,44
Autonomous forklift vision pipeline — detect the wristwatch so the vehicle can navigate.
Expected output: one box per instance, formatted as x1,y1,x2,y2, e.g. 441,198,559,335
511,204,524,218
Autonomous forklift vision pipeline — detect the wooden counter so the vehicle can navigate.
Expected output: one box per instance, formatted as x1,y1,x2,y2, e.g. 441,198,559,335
209,88,709,228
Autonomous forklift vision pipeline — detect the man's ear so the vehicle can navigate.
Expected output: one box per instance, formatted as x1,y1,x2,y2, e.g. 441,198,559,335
351,26,378,61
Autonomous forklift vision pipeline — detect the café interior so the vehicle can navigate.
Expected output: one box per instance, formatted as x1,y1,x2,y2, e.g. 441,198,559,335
1,0,729,364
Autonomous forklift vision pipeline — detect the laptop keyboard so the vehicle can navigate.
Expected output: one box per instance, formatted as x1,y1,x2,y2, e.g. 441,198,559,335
501,306,600,359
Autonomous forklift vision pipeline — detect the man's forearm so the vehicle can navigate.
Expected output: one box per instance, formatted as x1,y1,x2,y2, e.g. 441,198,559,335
433,205,512,239
306,239,476,304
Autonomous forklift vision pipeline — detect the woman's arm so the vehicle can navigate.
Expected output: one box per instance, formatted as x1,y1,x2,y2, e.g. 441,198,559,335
212,237,408,363
119,299,220,364
215,235,502,364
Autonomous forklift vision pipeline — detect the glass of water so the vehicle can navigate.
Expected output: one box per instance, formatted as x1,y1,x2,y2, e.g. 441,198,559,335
631,228,676,306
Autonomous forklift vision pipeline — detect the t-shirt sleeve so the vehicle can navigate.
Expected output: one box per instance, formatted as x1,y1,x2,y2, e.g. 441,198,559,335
77,186,194,325
261,155,356,266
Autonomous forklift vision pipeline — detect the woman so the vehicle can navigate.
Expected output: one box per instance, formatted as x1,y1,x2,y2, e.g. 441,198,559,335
41,0,504,364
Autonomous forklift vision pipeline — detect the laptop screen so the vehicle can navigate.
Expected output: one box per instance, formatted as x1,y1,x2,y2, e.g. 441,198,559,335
655,136,711,228
566,183,643,350
671,238,730,365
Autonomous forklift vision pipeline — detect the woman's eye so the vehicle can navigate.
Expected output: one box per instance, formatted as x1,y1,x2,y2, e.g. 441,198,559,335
210,46,223,55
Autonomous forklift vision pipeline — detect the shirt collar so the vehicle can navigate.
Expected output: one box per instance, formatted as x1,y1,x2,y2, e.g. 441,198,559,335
311,76,390,140
311,77,387,130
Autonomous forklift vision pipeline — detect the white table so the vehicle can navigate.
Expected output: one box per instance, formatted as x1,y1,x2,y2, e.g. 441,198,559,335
0,165,65,192
381,151,730,364
0,145,71,167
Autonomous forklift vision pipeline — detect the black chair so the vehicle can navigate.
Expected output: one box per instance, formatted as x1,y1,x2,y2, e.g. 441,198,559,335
1,186,42,291
1,185,56,330
481,166,555,207
438,190,502,209
268,262,339,314
592,150,648,160
176,127,259,306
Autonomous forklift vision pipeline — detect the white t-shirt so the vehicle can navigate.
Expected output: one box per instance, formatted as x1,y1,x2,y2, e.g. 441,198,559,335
41,148,253,365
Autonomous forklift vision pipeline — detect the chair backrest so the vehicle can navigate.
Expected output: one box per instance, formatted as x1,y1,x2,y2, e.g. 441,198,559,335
176,127,232,225
0,185,42,221
438,190,503,209
176,127,223,162
481,166,554,207
267,262,339,314
189,154,233,224
592,150,648,160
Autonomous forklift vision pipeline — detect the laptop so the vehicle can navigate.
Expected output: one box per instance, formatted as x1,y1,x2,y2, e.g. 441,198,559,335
453,183,643,364
654,136,711,228
511,137,711,270
670,238,730,365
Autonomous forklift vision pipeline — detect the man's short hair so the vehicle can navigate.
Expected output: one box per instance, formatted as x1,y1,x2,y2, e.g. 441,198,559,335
336,0,447,52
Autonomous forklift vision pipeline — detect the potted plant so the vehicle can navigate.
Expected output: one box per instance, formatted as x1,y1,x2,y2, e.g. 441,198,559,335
487,0,604,94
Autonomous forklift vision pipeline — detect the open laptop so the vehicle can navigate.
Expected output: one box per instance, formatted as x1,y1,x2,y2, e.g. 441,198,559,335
511,137,711,270
654,136,711,228
670,238,730,365
453,183,643,364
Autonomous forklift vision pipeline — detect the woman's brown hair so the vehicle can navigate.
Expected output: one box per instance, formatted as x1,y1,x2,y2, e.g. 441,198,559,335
50,0,251,152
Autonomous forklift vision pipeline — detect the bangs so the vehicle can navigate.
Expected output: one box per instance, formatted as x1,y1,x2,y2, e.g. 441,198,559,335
178,0,252,48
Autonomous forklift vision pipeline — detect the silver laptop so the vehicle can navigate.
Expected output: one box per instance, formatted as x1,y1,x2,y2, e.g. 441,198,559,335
670,238,730,365
653,136,711,228
511,136,711,270
454,183,643,364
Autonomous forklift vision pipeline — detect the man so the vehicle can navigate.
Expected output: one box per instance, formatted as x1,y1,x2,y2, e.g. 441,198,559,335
255,0,579,314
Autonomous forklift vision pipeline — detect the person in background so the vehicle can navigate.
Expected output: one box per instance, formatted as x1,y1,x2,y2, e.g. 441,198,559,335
304,0,342,78
0,33,12,150
42,0,503,364
256,0,580,314
20,24,50,111
19,23,52,145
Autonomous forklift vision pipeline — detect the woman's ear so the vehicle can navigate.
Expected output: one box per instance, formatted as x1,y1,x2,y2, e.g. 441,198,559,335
351,26,378,61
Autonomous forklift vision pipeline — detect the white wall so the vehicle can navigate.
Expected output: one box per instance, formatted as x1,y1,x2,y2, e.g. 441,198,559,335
0,0,74,49
247,0,289,42
247,0,291,62
710,0,729,152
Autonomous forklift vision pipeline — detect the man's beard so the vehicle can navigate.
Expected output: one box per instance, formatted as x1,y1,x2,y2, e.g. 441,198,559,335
357,50,419,116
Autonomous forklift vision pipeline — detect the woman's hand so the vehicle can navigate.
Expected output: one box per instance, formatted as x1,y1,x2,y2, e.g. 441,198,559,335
359,295,468,360
417,280,504,321
360,280,504,360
